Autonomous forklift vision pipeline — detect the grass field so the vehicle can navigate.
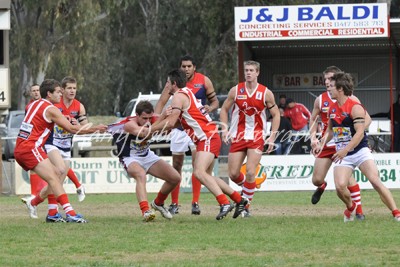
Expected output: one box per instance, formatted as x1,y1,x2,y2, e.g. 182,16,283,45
1,190,400,266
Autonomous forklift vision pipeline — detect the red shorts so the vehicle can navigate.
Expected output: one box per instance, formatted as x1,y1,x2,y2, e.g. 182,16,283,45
316,145,336,159
229,138,265,153
14,146,48,171
196,135,221,158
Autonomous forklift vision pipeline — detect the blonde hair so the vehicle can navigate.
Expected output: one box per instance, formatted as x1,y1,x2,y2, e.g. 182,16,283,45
244,60,260,72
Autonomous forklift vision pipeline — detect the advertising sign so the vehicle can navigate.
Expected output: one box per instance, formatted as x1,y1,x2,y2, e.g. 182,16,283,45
272,73,359,89
230,153,400,192
235,3,388,41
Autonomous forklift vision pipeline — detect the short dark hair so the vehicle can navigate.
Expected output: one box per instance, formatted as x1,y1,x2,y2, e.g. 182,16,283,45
40,79,61,98
279,94,286,99
331,72,354,96
135,100,154,116
323,66,342,75
168,69,187,88
286,98,294,105
179,55,195,67
61,76,77,88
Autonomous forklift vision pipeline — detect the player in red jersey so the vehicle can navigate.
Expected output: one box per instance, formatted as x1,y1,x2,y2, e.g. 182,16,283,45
220,60,280,217
23,84,47,197
152,69,248,220
23,80,86,203
317,72,400,222
309,66,369,220
155,55,218,215
16,79,107,223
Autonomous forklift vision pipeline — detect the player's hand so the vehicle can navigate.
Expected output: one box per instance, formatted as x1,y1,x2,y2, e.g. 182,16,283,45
332,148,348,163
203,105,211,113
265,137,275,154
221,131,231,145
94,124,108,133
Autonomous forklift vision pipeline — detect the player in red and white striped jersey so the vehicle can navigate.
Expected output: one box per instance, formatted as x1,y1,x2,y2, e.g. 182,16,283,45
16,79,107,223
220,60,280,217
151,69,248,220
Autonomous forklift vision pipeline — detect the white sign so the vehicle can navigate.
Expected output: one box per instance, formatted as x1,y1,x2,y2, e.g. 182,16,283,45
273,73,359,89
231,153,400,191
0,10,10,30
235,3,388,41
0,68,10,108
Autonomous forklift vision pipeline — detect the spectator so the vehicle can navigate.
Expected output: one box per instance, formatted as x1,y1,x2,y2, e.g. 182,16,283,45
388,94,400,152
274,108,292,155
278,94,287,110
284,98,311,154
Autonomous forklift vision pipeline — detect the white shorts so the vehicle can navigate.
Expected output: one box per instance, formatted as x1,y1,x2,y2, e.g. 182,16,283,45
170,129,196,155
334,147,374,170
121,149,160,172
44,144,72,160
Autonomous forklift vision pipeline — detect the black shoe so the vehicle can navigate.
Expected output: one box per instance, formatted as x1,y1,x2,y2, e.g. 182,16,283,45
216,203,234,220
356,213,366,221
168,203,179,215
233,197,249,219
191,202,201,215
311,182,327,205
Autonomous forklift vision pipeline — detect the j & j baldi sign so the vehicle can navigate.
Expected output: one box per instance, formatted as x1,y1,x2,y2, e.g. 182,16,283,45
234,3,388,41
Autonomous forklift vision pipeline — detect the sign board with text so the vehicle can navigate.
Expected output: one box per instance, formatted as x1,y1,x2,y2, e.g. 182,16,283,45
272,73,359,89
235,3,388,41
0,68,10,108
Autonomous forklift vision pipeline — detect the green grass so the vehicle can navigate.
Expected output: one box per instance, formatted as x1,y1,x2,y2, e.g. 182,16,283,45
1,190,400,266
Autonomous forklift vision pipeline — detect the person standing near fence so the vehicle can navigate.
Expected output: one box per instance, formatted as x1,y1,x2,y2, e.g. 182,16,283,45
319,72,400,222
220,60,280,217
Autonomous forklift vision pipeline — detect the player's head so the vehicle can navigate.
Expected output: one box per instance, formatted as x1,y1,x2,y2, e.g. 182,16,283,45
167,69,187,92
61,76,77,89
40,79,62,102
180,55,196,80
135,100,154,126
243,60,260,82
331,72,354,96
61,76,77,100
30,84,41,100
323,66,342,90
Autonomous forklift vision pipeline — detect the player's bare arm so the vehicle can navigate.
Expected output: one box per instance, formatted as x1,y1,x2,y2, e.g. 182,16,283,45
47,106,107,134
204,76,218,113
350,95,372,128
154,82,172,115
151,93,186,133
265,90,280,153
123,118,151,139
77,103,88,125
310,97,321,148
219,86,236,143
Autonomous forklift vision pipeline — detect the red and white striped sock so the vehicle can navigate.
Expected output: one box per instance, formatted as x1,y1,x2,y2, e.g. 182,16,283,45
348,184,363,214
47,194,58,216
56,194,76,216
242,181,257,204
